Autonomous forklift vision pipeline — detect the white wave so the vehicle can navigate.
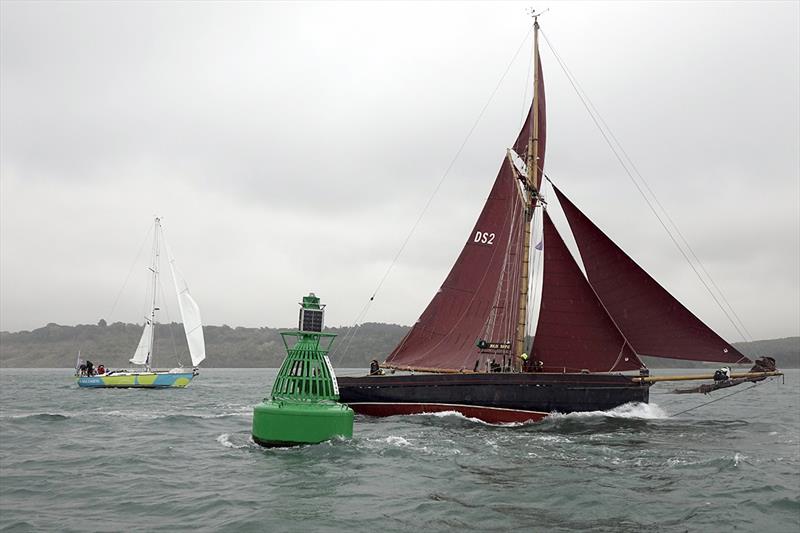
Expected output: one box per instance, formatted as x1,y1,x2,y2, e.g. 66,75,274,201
384,436,411,446
413,410,526,427
2,412,69,419
195,410,251,419
533,434,572,443
549,402,668,420
216,433,249,449
364,435,461,456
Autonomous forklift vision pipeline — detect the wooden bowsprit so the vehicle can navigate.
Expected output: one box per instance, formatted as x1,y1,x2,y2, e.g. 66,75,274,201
631,371,783,395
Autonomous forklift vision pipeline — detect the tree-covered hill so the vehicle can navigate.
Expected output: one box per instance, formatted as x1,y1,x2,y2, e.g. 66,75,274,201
0,321,409,369
1,321,797,369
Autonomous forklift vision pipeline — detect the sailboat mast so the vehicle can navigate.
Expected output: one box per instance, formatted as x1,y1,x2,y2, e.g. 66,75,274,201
514,17,541,365
148,217,161,370
526,18,542,190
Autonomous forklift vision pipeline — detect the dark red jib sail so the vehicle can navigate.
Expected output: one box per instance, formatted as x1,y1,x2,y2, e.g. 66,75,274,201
532,211,644,372
553,185,749,364
385,158,526,371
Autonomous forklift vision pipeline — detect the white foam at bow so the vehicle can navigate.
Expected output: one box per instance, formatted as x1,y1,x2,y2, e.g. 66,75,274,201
549,402,667,420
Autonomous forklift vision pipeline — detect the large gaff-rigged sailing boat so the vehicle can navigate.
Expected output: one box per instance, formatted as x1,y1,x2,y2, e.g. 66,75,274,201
77,218,206,388
337,19,776,423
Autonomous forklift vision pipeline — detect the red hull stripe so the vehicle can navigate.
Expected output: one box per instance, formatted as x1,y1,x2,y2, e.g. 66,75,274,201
347,402,549,424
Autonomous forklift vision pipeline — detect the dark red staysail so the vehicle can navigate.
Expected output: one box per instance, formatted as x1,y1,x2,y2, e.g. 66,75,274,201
532,211,643,372
513,45,547,191
385,159,526,371
553,185,749,364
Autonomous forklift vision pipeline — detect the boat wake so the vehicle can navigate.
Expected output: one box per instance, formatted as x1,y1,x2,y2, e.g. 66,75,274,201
405,404,666,427
411,410,528,427
549,402,668,420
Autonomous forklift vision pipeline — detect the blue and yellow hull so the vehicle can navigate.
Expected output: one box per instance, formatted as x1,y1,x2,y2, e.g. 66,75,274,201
76,371,196,388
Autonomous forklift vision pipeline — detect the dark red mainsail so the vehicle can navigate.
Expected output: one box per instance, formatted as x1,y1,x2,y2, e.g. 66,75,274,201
385,158,526,371
532,211,643,372
553,185,749,364
513,44,547,192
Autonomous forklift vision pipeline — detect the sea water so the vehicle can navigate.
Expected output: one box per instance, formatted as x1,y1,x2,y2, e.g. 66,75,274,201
0,368,798,532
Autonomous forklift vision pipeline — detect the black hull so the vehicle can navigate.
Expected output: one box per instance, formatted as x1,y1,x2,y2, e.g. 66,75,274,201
338,372,650,423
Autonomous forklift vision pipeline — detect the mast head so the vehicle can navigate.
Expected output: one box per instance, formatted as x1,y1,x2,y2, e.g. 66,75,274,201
527,7,548,27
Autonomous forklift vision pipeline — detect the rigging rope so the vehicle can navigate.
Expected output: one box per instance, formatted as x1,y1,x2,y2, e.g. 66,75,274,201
526,187,544,351
469,188,524,371
329,25,535,366
669,380,765,417
539,29,753,344
107,223,154,322
156,275,181,368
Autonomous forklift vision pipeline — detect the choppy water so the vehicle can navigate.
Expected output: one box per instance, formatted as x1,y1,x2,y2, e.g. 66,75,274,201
0,368,798,532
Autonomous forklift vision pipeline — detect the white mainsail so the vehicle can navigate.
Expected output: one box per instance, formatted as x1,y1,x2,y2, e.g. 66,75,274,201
164,238,206,367
130,321,153,366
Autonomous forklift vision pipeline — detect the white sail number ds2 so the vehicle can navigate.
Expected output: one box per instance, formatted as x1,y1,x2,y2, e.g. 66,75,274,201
474,231,495,245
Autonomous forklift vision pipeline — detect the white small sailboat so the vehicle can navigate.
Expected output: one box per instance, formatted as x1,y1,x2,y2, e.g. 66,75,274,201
77,217,206,388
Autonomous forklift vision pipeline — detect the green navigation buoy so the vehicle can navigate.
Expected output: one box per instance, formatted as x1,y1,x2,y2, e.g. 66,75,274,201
252,293,354,447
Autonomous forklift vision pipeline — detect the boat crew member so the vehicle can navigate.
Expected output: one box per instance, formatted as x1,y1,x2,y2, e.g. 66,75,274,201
97,364,105,375
369,360,383,376
713,366,731,382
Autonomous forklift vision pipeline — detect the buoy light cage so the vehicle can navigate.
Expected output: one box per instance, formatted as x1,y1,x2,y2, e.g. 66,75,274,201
299,293,324,333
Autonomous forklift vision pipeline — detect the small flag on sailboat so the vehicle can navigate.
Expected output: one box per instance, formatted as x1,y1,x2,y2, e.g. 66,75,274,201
534,240,543,251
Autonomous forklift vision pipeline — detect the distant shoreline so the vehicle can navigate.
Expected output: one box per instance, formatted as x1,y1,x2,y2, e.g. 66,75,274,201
1,322,798,369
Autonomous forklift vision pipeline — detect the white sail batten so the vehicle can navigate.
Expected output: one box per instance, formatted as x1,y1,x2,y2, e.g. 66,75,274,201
130,321,152,366
164,235,206,367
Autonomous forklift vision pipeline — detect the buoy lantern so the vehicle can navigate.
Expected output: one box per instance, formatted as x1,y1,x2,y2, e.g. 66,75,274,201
252,293,354,447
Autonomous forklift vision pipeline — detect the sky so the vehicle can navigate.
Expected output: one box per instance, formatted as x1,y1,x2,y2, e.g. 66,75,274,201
1,1,798,342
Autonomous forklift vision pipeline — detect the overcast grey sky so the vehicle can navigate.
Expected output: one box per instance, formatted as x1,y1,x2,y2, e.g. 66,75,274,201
1,1,798,341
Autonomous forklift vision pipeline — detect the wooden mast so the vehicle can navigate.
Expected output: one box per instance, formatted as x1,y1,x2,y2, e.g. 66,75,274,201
514,16,541,368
